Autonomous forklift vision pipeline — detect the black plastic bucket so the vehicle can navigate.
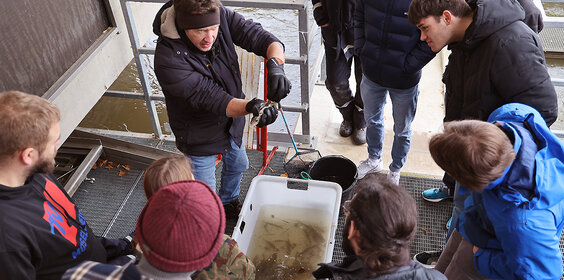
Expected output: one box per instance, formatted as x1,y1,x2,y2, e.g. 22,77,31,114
308,155,358,212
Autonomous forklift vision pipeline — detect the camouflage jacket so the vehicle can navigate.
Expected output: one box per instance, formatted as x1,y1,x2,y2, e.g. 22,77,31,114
192,234,256,279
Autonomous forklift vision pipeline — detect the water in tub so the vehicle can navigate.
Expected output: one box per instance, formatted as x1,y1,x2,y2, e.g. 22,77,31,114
246,205,331,279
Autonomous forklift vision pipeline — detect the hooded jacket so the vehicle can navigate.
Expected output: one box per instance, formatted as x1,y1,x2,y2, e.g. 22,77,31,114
153,1,280,156
0,173,106,279
443,0,557,125
313,256,446,279
458,103,564,279
354,0,436,89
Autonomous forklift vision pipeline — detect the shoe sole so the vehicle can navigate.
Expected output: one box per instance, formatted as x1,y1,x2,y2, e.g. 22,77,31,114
421,194,452,203
352,139,366,145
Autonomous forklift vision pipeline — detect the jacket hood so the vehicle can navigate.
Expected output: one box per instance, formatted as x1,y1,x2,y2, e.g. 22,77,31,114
487,103,564,209
459,0,525,50
153,1,180,39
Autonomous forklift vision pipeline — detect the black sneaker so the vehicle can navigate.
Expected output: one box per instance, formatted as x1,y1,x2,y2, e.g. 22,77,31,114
223,198,242,219
413,251,442,269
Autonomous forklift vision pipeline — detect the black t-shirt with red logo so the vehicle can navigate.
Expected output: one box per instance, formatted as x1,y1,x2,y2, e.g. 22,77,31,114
0,173,106,279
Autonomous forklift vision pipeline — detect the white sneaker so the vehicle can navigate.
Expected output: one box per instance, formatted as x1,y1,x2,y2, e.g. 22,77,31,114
357,157,383,179
387,170,400,185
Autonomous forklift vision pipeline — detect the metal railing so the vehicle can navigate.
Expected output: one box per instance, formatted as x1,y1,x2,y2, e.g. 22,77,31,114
539,0,564,137
113,0,323,147
113,0,563,140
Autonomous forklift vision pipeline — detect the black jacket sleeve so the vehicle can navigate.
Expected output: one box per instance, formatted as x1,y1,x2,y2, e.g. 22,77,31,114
354,0,365,55
402,38,436,74
490,29,558,126
516,0,544,33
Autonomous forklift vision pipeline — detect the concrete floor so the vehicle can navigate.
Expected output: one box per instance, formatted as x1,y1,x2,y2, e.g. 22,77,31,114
303,51,449,180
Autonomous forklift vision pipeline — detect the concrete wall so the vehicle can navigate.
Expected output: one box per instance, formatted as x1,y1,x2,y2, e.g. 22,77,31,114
50,1,162,146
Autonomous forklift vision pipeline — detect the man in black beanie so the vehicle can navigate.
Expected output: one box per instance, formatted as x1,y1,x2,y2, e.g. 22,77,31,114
151,0,291,218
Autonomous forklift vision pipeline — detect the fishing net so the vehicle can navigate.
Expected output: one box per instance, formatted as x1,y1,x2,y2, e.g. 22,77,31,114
283,149,321,179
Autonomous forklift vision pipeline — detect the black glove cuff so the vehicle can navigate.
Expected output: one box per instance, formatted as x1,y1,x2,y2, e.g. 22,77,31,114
267,57,284,70
245,98,257,113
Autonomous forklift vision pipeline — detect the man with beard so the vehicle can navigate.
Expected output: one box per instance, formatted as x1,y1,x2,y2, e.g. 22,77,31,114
0,91,131,279
313,173,446,279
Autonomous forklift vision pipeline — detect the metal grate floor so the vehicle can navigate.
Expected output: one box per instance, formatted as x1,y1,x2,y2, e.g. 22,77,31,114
71,147,452,262
540,28,564,53
71,134,564,269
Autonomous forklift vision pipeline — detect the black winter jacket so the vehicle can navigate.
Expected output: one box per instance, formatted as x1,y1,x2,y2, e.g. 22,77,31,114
153,2,280,155
0,174,106,279
313,256,446,279
443,0,557,125
354,0,436,89
312,0,355,59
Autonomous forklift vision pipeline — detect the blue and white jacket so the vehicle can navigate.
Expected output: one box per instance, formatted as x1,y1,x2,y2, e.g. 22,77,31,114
458,103,564,279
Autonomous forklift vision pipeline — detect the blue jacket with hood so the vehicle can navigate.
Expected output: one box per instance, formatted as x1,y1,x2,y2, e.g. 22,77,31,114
458,103,564,279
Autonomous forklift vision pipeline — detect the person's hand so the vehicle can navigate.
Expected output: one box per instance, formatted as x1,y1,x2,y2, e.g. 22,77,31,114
245,98,278,127
473,245,479,254
266,57,291,102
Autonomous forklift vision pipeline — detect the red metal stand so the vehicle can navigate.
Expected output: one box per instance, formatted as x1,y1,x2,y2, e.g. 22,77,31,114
256,58,278,175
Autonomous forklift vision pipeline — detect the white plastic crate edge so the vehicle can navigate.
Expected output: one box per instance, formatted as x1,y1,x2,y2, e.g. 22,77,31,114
232,175,342,263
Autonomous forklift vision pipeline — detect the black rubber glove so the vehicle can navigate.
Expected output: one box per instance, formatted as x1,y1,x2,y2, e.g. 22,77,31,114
266,58,291,102
245,98,278,127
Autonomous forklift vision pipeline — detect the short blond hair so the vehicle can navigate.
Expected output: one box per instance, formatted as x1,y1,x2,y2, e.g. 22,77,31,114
429,120,515,192
143,155,194,198
0,91,60,161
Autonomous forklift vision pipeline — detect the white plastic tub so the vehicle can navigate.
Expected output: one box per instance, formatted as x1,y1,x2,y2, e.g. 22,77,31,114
232,175,342,278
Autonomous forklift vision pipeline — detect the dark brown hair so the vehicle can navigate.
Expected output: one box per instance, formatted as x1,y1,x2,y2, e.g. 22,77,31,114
0,91,60,160
408,0,472,25
143,155,194,198
174,0,221,15
429,120,515,192
349,173,417,274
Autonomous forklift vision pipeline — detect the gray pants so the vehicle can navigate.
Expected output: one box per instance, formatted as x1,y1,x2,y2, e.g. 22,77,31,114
436,229,489,280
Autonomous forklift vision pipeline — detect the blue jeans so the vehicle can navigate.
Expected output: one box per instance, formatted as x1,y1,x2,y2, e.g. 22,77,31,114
360,75,419,172
186,138,249,204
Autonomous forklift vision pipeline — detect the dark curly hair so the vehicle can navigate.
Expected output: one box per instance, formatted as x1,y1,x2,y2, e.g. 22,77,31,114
349,173,417,274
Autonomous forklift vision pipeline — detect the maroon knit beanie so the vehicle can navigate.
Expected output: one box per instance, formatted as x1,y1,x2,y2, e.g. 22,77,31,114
135,180,225,272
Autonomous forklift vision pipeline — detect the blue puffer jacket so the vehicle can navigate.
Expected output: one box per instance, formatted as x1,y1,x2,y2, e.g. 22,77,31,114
354,0,435,89
458,103,564,279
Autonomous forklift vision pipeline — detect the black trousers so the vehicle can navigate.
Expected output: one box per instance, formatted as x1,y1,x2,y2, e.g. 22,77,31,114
321,26,364,127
